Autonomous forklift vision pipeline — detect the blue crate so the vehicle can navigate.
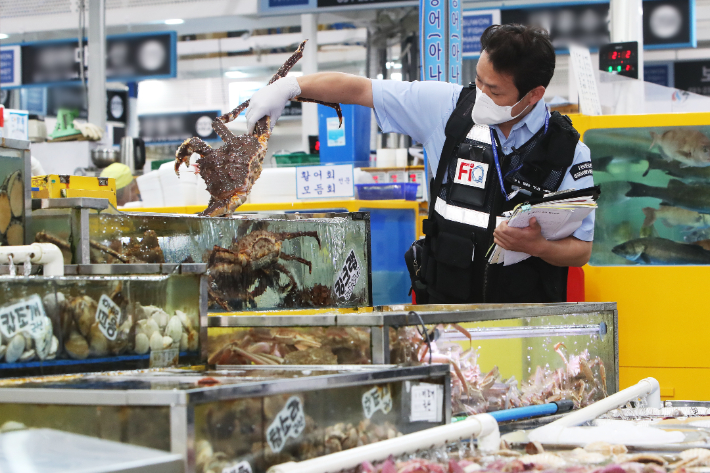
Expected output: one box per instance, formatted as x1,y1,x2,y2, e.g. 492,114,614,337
356,183,419,201
318,103,371,168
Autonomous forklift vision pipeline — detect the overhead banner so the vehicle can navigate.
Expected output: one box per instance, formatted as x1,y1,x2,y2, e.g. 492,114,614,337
0,46,21,87
260,0,415,14
463,0,695,54
139,110,220,144
2,32,176,88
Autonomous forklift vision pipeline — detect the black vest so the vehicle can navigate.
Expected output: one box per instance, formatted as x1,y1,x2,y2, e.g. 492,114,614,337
421,84,580,303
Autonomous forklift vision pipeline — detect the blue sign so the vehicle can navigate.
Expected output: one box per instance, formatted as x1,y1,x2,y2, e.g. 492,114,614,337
0,46,20,87
448,0,462,84
462,10,500,57
421,0,445,81
269,0,308,6
645,64,670,87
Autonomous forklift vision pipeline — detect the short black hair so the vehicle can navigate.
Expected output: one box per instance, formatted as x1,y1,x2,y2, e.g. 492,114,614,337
480,24,555,100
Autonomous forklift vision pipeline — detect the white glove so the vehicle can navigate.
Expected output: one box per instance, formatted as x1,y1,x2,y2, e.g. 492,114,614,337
245,76,301,134
73,120,104,141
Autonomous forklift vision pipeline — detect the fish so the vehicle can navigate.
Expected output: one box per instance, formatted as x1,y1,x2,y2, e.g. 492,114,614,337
649,129,710,168
611,221,635,242
612,237,710,265
643,154,710,181
685,228,710,243
642,205,710,231
692,239,710,251
626,179,710,214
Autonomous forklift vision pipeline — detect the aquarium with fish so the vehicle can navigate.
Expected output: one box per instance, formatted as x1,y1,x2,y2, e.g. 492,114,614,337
0,140,31,247
29,209,371,312
207,303,618,417
0,270,205,376
586,125,710,266
0,364,449,473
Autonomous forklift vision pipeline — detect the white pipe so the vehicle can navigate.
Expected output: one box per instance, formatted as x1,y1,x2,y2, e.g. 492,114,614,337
0,243,65,277
268,414,499,473
529,377,661,444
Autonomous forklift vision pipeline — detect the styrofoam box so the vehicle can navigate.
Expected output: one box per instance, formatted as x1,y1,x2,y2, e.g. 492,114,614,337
159,162,197,206
136,170,164,207
249,167,297,204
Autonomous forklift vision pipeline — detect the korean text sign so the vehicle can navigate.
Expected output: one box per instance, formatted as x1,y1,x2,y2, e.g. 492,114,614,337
296,164,354,199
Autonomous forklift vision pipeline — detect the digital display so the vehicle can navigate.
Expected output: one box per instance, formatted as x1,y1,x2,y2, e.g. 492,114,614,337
599,41,639,79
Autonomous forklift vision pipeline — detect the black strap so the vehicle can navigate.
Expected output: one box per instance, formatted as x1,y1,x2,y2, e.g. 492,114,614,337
427,85,477,219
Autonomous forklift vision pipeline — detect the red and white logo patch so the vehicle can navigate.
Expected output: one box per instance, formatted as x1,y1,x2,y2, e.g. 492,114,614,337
454,159,488,189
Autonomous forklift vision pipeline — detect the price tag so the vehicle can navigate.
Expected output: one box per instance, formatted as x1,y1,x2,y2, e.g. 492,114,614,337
266,396,306,453
387,170,406,183
333,249,361,301
296,164,354,199
0,294,48,339
362,385,393,419
149,348,179,368
408,169,426,199
95,294,120,341
369,171,387,184
410,383,443,422
222,461,252,473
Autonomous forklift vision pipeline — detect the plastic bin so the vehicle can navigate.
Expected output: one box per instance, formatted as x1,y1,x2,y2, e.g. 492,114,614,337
136,170,164,207
274,153,320,167
318,103,371,167
355,182,419,201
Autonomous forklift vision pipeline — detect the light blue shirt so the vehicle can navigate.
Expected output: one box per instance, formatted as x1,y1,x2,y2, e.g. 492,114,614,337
371,79,595,241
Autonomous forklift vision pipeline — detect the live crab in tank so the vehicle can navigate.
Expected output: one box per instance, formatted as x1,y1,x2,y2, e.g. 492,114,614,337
174,39,343,217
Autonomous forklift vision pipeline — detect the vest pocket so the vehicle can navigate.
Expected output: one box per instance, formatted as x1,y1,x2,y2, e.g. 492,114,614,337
433,232,474,300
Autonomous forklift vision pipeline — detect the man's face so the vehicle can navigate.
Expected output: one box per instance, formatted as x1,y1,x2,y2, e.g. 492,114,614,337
475,51,529,118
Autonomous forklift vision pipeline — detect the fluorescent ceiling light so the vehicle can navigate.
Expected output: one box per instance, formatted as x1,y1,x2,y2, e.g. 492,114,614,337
0,34,8,40
225,70,249,79
164,19,184,25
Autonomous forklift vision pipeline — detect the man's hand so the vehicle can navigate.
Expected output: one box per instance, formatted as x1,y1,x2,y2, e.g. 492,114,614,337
245,76,302,134
493,217,546,256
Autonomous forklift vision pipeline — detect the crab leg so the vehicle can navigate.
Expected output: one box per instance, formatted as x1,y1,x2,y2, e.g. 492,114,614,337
291,97,343,128
175,137,214,175
278,230,321,248
279,253,313,273
216,100,251,126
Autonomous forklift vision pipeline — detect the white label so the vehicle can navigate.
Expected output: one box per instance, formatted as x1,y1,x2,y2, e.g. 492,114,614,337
0,295,48,339
387,170,406,183
296,164,354,199
370,171,387,184
569,44,603,116
334,249,361,301
362,385,393,419
410,383,443,422
454,158,488,189
222,461,252,473
266,396,307,453
409,169,426,199
95,294,121,341
149,348,179,368
326,116,345,147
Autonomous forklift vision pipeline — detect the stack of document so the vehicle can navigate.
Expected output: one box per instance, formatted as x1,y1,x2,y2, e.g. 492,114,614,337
488,190,598,266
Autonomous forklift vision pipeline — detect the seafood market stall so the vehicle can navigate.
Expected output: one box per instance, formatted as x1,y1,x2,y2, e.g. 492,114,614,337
0,364,450,473
207,302,618,416
0,139,32,247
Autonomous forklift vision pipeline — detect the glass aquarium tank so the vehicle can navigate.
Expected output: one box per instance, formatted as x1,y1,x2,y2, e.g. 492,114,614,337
0,271,205,375
586,125,710,266
30,210,371,312
207,303,618,417
0,140,30,247
0,365,449,473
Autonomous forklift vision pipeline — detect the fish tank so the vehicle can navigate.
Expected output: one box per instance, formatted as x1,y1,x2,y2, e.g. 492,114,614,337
0,269,205,376
0,140,31,247
30,210,372,312
586,125,710,266
0,365,450,473
207,303,618,416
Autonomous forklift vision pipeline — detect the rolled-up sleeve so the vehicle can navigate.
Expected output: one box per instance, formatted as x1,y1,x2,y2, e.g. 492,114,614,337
556,141,595,242
372,79,462,172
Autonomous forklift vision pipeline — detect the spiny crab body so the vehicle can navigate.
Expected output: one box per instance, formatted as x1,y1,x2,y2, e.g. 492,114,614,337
174,40,343,217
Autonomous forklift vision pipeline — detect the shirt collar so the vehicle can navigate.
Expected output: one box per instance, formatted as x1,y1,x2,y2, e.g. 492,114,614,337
492,99,548,138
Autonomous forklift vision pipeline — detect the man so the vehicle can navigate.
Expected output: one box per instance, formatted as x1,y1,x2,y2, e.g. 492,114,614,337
100,162,141,207
245,24,594,303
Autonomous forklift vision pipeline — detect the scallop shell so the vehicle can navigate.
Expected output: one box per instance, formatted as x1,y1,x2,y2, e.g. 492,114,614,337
682,450,710,461
47,336,59,360
149,331,164,351
180,332,189,351
585,441,628,455
520,453,566,468
616,453,666,466
566,448,607,464
134,333,150,355
65,329,89,360
166,316,183,344
89,322,109,357
151,309,169,329
162,336,174,350
5,334,26,363
175,310,192,331
19,349,36,362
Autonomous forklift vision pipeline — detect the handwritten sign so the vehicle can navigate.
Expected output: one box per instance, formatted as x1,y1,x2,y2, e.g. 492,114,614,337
149,348,179,368
95,294,120,341
362,385,393,419
0,295,48,339
222,461,252,473
569,44,603,116
296,164,354,199
266,396,307,453
410,383,443,422
334,249,361,301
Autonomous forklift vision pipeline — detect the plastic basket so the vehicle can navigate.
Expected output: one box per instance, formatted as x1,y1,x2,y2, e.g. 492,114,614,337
355,182,419,201
274,153,320,167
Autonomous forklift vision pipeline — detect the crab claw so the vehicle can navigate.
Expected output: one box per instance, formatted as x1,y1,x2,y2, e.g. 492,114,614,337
174,139,193,175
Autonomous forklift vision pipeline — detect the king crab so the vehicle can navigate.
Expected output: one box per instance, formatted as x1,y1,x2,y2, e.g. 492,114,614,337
174,39,343,217
206,225,321,310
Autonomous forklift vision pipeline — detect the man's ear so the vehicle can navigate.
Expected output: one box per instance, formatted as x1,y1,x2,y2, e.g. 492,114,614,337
528,86,546,107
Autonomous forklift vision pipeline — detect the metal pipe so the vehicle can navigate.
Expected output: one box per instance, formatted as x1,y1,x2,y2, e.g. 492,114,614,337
268,413,499,473
88,0,106,132
0,243,64,276
440,323,605,341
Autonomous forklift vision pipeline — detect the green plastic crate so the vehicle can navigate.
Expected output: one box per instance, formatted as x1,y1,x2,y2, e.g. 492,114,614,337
274,153,320,167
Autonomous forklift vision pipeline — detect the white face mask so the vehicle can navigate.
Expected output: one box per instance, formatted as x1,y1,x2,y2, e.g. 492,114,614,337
471,86,529,125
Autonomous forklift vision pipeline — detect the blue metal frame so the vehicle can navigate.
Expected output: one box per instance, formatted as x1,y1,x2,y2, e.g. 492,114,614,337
1,31,178,89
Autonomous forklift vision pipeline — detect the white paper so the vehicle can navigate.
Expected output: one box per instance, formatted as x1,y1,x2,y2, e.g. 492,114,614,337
569,44,603,116
362,385,393,419
0,295,48,339
266,396,306,453
296,164,354,199
334,249,361,301
410,383,443,422
95,294,121,341
222,461,253,473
